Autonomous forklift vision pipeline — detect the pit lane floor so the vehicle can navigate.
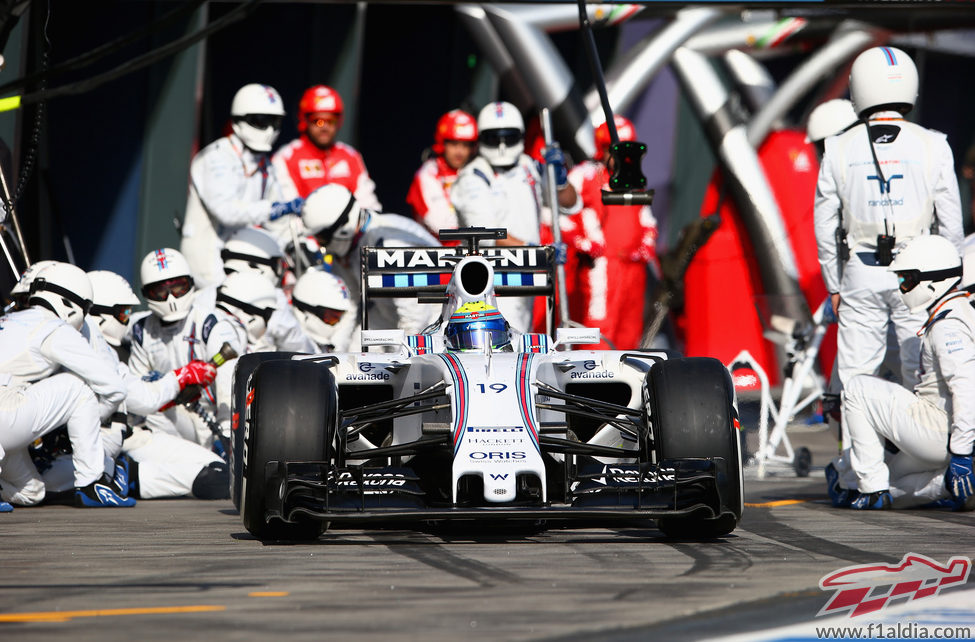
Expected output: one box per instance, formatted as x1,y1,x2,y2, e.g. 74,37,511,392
1,423,972,641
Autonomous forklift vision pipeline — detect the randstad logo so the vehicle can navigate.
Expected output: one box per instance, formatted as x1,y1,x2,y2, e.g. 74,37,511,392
817,553,971,618
867,173,903,194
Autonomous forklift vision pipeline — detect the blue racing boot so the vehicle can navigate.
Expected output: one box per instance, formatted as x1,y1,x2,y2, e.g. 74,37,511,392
75,475,136,508
112,454,134,499
850,489,892,510
825,463,856,508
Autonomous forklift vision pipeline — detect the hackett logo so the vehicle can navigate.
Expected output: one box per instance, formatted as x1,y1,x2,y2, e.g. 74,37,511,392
817,553,971,618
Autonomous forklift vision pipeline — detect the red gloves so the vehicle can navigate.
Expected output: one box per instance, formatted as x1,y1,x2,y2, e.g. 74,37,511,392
174,360,216,390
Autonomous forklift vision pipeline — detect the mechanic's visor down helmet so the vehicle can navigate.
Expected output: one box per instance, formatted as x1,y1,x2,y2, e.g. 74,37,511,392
28,262,93,331
292,268,351,348
140,248,196,323
444,302,511,352
88,270,141,347
302,184,363,258
221,226,284,285
477,102,524,168
217,271,277,344
230,83,285,152
888,235,962,313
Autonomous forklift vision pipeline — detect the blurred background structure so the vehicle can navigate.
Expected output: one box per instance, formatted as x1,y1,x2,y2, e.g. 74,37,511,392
1,1,974,380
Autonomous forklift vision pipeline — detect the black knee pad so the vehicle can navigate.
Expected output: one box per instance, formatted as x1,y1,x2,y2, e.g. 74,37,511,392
192,461,230,500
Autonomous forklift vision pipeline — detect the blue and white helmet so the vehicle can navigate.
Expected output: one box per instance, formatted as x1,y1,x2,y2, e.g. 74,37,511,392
850,46,917,117
444,301,511,352
477,101,524,168
292,268,351,347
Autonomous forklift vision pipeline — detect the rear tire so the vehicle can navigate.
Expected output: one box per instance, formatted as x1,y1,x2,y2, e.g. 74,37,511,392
240,359,337,541
230,352,298,511
647,357,742,538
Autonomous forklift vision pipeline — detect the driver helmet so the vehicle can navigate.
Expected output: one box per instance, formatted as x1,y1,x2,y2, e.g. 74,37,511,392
476,101,524,168
230,83,285,152
444,301,511,352
87,270,141,347
888,235,962,313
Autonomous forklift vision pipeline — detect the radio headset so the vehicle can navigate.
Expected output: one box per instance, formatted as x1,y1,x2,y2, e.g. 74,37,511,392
862,115,896,266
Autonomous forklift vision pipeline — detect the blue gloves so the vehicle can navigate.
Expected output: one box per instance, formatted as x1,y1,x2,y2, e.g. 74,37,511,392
946,454,975,507
541,144,568,188
269,197,304,221
553,241,568,265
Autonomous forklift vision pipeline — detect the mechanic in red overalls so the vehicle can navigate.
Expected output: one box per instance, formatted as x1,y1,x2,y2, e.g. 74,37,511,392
406,109,478,240
566,115,658,349
272,85,382,210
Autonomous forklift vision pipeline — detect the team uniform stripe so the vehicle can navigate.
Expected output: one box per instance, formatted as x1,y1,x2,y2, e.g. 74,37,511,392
515,354,541,452
881,46,897,65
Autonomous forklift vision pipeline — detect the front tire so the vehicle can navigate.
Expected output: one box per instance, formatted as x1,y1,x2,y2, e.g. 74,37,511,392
230,352,299,511
240,359,337,541
647,357,742,538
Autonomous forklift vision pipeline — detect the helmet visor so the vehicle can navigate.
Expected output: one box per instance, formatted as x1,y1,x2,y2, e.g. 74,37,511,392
479,129,522,147
445,328,510,352
293,298,344,326
896,267,962,294
90,303,133,325
236,114,283,130
143,276,194,302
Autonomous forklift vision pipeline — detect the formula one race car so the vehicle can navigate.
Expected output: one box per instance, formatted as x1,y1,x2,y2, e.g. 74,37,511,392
230,228,742,541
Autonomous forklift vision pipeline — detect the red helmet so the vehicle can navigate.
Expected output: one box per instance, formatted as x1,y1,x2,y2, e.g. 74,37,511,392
297,85,344,133
594,115,636,160
432,109,477,155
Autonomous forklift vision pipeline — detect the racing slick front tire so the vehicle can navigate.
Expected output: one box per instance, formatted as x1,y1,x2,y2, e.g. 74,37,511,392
240,359,337,541
647,357,742,539
230,352,299,511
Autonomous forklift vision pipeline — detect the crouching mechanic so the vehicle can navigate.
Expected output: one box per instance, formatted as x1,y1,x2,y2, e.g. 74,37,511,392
291,267,354,352
0,262,133,508
84,270,229,500
829,235,975,510
129,248,246,448
301,184,440,350
217,226,316,352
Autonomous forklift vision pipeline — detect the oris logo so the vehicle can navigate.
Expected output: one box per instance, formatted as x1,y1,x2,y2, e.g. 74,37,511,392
469,451,526,460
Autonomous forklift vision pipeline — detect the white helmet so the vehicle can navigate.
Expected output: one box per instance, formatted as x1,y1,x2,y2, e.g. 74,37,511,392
850,46,918,118
216,270,277,344
10,259,59,308
140,248,196,323
302,184,364,258
805,99,858,144
292,268,351,348
888,235,962,313
230,83,285,152
28,262,92,330
88,270,141,347
477,101,525,168
221,226,284,285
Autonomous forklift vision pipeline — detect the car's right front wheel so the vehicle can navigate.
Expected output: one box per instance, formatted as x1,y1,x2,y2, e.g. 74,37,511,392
646,357,743,538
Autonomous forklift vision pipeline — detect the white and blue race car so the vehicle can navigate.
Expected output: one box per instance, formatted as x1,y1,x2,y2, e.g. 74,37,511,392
231,228,743,541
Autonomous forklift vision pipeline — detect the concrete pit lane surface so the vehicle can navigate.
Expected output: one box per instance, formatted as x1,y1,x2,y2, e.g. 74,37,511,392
1,425,973,641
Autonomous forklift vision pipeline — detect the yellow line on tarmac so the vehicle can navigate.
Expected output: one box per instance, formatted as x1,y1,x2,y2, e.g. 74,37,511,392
248,592,289,597
745,499,810,508
0,605,225,623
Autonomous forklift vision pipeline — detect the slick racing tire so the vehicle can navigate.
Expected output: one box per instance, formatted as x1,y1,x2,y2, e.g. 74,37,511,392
240,359,337,541
230,352,298,512
647,357,742,539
